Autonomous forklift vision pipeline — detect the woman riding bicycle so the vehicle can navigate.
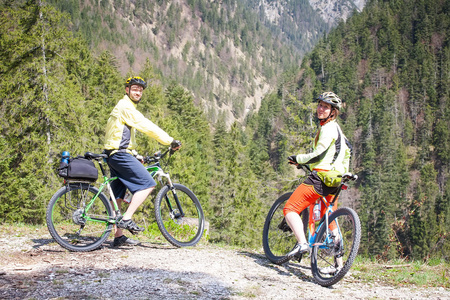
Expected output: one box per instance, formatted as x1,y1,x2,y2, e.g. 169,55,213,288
283,92,351,268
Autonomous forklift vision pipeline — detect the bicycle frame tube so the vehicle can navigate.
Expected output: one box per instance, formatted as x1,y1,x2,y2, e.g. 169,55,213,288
146,163,173,187
78,176,119,223
309,197,338,248
146,164,162,178
103,176,120,212
97,160,121,216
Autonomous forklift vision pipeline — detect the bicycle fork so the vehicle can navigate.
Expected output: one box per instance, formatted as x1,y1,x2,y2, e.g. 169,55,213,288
156,171,185,219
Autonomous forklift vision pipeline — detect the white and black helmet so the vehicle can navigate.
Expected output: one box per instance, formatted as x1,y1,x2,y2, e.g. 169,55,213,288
317,92,342,110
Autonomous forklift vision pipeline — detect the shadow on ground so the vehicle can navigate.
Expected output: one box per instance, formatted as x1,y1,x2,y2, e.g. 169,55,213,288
238,250,334,288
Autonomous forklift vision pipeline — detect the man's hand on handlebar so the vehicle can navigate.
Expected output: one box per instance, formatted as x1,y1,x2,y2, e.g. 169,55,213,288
170,140,182,153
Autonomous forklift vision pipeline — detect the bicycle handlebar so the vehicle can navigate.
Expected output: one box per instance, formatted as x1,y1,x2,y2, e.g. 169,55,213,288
82,147,178,165
143,146,179,164
341,173,358,182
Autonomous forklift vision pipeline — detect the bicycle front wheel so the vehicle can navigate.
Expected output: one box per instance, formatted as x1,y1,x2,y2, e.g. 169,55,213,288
154,183,205,247
262,192,309,265
46,183,113,252
310,207,361,287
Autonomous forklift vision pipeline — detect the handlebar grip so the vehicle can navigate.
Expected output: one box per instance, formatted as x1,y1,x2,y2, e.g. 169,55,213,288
143,156,155,164
169,146,181,155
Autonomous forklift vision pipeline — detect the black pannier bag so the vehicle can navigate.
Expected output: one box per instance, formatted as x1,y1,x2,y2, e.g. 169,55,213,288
58,156,98,182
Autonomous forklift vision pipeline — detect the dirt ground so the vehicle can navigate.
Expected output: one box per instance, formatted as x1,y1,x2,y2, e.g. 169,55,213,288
0,230,449,300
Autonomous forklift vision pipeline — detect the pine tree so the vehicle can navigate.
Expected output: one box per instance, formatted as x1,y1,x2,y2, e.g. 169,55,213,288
0,0,92,222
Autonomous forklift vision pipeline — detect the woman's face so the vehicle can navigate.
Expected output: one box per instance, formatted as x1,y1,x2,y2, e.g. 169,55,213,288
317,100,332,120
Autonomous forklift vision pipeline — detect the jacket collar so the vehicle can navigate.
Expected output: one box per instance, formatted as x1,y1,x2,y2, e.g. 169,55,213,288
124,94,139,107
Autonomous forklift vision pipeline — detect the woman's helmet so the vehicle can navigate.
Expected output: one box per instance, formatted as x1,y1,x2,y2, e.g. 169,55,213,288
317,92,342,110
125,76,147,89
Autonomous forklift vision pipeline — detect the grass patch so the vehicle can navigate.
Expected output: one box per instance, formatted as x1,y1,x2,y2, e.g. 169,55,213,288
0,222,49,237
352,256,450,288
141,222,209,246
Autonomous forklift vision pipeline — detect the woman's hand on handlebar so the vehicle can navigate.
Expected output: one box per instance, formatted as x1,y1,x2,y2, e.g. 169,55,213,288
287,155,304,169
287,155,297,165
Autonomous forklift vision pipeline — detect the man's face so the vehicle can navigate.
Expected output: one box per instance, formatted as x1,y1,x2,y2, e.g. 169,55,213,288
127,84,144,102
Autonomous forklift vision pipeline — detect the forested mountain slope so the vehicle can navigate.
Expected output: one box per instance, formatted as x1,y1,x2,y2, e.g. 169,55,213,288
45,0,294,126
0,0,448,262
46,0,361,126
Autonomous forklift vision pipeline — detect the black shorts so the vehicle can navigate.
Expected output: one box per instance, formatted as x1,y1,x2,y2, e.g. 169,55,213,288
107,152,156,199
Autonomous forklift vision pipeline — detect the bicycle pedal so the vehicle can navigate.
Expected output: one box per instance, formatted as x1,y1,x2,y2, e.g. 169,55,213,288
294,253,303,261
126,227,145,235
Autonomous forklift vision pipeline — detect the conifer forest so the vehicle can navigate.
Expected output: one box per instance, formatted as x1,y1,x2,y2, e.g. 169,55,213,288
0,0,449,261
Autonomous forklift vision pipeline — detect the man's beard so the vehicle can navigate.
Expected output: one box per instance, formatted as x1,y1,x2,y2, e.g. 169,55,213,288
128,93,141,103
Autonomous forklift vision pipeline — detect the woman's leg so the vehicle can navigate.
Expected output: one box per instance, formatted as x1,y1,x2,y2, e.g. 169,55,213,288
283,184,321,249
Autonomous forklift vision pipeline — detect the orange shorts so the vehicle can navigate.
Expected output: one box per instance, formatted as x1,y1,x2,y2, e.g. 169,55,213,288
283,183,338,230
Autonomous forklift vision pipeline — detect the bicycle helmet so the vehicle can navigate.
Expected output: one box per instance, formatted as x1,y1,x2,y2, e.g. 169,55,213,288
125,76,147,89
317,92,342,110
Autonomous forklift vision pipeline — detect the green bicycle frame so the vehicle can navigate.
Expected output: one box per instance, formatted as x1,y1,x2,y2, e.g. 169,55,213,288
71,175,119,224
76,153,184,226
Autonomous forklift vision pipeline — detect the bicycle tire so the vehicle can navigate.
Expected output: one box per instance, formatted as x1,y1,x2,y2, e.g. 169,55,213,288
262,192,309,265
310,207,361,287
46,183,113,252
154,183,205,247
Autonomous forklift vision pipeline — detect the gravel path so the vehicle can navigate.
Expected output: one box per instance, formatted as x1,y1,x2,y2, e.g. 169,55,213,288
0,233,449,299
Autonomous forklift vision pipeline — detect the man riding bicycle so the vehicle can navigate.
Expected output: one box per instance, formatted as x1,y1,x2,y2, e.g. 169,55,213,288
104,76,181,247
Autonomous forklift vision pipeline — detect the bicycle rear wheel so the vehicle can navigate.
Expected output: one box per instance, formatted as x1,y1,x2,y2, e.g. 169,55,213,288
262,192,309,265
46,183,113,252
154,183,204,247
310,207,361,286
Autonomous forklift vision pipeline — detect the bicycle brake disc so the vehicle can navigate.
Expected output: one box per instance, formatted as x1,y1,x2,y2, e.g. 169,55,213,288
170,209,183,224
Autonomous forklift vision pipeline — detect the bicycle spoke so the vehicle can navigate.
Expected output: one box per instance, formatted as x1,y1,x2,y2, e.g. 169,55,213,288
311,207,361,286
263,193,309,265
